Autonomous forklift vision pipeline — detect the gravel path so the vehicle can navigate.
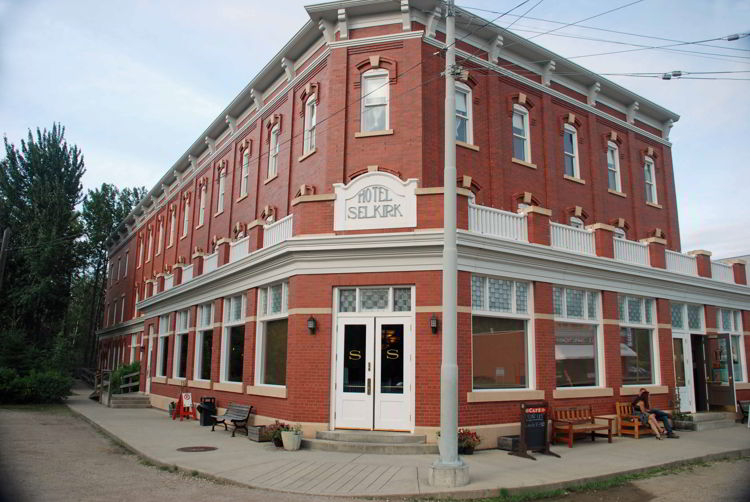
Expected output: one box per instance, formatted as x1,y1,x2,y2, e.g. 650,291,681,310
0,406,365,502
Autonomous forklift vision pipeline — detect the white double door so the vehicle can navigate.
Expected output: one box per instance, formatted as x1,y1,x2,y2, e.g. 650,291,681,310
334,316,412,431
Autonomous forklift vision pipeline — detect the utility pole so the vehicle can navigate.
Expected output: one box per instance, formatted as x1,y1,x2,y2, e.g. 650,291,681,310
0,228,10,293
429,0,469,488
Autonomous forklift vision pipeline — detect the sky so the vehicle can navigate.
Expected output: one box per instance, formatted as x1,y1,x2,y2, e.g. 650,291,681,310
0,0,748,258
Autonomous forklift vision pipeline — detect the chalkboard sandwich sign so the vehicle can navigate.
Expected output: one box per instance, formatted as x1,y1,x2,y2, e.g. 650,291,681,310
509,401,560,460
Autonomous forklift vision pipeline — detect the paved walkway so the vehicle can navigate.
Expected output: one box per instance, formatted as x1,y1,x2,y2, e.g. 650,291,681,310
67,388,750,498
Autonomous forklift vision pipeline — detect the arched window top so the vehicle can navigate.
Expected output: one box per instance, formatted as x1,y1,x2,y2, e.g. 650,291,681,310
614,227,626,239
513,102,529,114
564,123,577,133
570,216,584,229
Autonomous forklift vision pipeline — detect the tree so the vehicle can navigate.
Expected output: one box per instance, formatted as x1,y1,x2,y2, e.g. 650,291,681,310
80,183,146,365
0,124,85,347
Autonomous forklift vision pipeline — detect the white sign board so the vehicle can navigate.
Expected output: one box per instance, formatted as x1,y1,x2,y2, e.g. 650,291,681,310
182,392,193,408
333,172,417,231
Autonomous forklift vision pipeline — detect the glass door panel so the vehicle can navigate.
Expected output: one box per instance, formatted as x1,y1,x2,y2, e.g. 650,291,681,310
374,318,411,431
380,324,404,394
706,333,735,407
335,320,374,429
344,325,367,393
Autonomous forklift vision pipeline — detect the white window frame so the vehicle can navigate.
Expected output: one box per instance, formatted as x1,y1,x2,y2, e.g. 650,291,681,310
117,258,121,282
607,142,621,192
470,274,534,391
134,288,140,318
455,82,472,144
644,156,657,204
146,229,153,262
120,296,125,323
512,104,531,162
570,216,585,229
619,294,660,387
182,198,190,237
198,185,206,226
268,125,280,179
137,237,144,268
217,169,225,213
361,69,389,132
553,286,604,388
221,294,246,383
240,151,250,197
130,333,138,363
156,314,170,378
563,124,580,179
123,252,128,278
718,308,746,383
194,303,214,382
303,95,317,154
173,309,190,379
169,209,176,247
156,220,163,255
255,282,289,388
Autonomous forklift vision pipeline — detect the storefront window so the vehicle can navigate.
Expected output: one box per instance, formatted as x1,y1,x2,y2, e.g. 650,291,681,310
194,303,213,381
222,295,246,383
555,322,598,387
256,282,289,387
621,327,653,385
472,317,527,389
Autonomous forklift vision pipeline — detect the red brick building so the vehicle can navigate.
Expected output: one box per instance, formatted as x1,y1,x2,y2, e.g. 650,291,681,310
97,0,750,446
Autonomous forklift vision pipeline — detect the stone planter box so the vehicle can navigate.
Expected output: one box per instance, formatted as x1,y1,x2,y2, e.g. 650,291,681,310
247,425,269,442
497,435,520,452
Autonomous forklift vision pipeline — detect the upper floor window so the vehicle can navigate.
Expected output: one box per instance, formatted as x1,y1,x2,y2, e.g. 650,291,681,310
117,258,121,281
240,151,250,197
304,96,317,154
123,252,128,277
268,125,280,179
570,216,584,229
361,69,389,132
156,220,163,255
182,198,190,237
455,83,472,143
146,229,153,262
607,142,621,192
169,209,176,247
512,104,530,162
137,237,144,268
198,185,206,226
563,124,579,178
217,169,226,213
644,157,657,204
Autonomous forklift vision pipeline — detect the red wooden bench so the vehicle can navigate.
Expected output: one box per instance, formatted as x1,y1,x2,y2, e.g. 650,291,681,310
616,402,654,438
552,405,613,448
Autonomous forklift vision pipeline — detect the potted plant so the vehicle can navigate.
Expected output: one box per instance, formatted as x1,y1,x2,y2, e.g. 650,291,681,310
281,423,303,451
261,421,289,447
457,428,480,455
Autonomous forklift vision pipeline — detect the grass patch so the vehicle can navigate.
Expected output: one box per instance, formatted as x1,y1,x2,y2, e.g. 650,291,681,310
411,456,749,502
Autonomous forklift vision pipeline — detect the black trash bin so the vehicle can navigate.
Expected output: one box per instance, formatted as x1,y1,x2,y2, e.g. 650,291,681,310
197,397,217,426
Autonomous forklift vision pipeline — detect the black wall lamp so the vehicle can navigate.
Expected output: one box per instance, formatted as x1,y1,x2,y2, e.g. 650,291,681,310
307,316,317,335
430,313,439,334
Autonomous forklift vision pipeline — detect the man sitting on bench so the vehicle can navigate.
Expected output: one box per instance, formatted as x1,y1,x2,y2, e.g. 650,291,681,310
633,388,679,440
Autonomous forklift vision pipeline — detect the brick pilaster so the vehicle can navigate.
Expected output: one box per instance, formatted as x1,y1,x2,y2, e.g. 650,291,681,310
522,206,552,246
641,237,667,269
587,223,615,259
216,238,231,266
533,282,555,399
729,260,747,285
688,249,712,278
191,252,205,277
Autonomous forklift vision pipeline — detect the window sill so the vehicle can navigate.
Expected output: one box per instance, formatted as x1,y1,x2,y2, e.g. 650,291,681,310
456,141,479,152
264,174,278,185
167,377,187,386
236,194,248,203
608,189,627,198
298,148,316,162
151,376,167,384
552,387,613,399
167,243,174,249
195,224,204,230
619,385,667,396
735,382,750,390
563,175,586,185
646,202,663,209
354,129,394,138
247,385,287,398
213,381,243,393
187,379,211,389
214,210,224,217
180,234,188,240
467,389,544,403
511,158,537,169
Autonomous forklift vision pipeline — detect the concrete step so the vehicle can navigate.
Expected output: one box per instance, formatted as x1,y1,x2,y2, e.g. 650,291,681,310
302,438,438,455
688,412,735,423
315,430,426,444
110,403,152,409
679,419,737,432
109,398,150,404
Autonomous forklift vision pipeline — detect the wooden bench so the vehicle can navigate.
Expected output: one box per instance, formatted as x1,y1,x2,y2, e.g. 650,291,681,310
211,403,254,437
552,405,613,448
616,402,654,438
738,400,749,424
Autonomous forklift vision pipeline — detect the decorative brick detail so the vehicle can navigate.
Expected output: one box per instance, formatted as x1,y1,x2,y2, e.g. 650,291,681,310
586,223,615,259
641,237,667,269
191,253,204,277
688,250,712,278
522,206,551,246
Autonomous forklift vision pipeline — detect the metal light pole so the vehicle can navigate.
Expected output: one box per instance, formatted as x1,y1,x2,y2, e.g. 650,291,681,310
429,0,469,487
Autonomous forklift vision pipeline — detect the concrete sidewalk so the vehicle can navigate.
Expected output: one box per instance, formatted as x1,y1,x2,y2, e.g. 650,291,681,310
67,388,750,499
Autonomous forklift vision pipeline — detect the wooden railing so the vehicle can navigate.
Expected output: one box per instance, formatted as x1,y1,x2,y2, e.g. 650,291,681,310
263,214,294,248
665,250,697,276
712,262,734,283
120,371,140,394
550,222,595,255
468,203,527,242
614,238,650,266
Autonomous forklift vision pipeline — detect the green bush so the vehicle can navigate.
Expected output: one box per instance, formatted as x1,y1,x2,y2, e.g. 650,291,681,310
0,368,72,404
110,361,140,394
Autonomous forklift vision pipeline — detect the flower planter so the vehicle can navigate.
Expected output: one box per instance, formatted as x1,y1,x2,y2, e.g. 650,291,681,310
272,436,284,448
458,445,474,455
281,430,302,451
